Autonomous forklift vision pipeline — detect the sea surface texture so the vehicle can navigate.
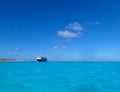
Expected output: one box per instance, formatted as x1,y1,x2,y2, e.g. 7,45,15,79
0,62,120,92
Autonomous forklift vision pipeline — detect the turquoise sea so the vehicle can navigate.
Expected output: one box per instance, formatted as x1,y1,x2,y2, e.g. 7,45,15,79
0,61,120,92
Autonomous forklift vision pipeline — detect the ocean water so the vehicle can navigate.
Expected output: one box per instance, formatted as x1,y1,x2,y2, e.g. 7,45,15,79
0,61,120,92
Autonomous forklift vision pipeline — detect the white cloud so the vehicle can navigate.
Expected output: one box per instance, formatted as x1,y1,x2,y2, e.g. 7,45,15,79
13,48,19,51
53,45,67,49
57,30,78,38
53,46,58,49
57,22,84,39
66,22,83,31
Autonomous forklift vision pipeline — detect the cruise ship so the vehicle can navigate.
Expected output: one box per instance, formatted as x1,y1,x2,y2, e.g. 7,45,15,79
36,56,47,62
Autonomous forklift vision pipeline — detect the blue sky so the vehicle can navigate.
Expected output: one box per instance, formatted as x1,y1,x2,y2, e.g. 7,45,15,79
0,0,120,61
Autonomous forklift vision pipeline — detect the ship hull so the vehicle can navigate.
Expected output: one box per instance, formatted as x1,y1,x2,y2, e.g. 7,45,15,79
37,59,47,62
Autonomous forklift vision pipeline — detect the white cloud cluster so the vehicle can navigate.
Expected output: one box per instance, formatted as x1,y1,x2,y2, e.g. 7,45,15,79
58,30,78,38
57,22,83,39
66,22,83,31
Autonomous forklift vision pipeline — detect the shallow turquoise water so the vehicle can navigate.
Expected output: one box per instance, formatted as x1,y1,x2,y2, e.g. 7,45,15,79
0,61,120,92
